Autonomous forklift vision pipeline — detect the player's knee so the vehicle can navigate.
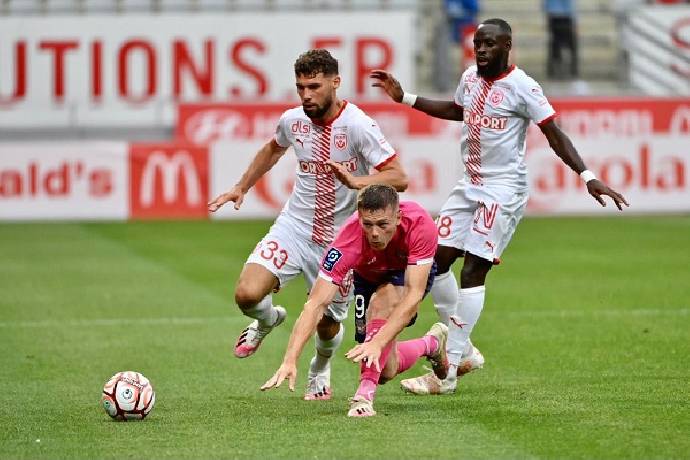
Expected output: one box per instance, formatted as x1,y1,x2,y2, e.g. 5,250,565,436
316,315,340,340
367,299,391,320
460,258,491,288
233,283,266,310
378,367,397,384
434,246,464,274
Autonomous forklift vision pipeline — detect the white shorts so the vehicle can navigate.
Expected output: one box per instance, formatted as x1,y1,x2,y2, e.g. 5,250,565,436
436,182,528,263
245,215,352,322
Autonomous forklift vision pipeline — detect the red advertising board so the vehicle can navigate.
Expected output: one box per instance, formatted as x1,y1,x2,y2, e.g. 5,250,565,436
129,143,209,219
178,98,690,141
176,102,442,145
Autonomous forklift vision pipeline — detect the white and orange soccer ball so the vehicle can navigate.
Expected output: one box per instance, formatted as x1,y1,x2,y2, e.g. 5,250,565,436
101,371,155,420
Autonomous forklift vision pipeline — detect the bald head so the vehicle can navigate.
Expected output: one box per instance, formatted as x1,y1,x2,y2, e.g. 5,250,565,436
480,18,512,37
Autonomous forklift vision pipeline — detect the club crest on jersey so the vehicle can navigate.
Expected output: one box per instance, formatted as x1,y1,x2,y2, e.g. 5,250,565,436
322,248,343,272
334,133,347,150
489,89,504,107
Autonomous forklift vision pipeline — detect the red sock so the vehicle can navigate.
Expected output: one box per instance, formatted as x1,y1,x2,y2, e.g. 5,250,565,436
355,318,394,402
396,335,438,374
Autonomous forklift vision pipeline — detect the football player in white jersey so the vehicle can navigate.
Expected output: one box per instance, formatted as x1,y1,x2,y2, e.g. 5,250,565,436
208,49,408,400
371,18,628,395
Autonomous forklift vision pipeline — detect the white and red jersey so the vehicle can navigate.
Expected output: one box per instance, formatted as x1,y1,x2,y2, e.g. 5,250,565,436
454,65,556,192
273,101,396,245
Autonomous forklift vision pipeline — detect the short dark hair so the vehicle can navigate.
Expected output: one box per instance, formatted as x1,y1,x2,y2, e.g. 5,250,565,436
482,18,512,36
357,184,399,213
294,49,339,77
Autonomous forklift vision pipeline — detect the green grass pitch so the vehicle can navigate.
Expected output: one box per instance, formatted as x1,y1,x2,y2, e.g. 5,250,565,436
1,216,689,459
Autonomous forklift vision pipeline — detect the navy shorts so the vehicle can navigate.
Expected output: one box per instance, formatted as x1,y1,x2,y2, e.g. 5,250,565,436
353,262,437,343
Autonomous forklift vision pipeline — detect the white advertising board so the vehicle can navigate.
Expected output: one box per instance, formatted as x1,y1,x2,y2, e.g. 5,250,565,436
626,5,690,95
0,13,414,128
0,142,129,220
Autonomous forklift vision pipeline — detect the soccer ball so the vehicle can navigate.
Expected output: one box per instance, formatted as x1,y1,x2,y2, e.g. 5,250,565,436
101,371,155,420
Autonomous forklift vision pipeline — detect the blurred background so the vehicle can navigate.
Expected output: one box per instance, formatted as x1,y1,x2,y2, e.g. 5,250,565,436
0,0,688,219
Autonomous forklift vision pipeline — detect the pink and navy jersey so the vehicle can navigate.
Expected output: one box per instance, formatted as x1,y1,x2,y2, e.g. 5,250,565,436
318,201,438,286
274,101,397,245
454,65,556,191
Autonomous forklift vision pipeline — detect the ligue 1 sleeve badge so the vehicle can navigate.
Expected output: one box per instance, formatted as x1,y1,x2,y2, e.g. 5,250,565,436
322,248,342,271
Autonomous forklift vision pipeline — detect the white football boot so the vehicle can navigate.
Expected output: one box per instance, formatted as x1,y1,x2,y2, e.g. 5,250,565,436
233,306,287,358
400,343,484,395
424,322,449,379
347,395,376,417
304,357,332,401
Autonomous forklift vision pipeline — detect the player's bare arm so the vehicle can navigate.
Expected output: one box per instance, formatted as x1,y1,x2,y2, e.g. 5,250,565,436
208,139,288,212
346,263,431,369
370,70,463,121
540,121,629,210
326,157,408,192
261,278,339,392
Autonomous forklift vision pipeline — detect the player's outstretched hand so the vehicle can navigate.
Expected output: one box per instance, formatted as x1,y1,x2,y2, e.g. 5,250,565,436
370,70,404,103
346,342,382,372
586,179,629,211
326,160,361,190
260,362,297,392
208,185,245,212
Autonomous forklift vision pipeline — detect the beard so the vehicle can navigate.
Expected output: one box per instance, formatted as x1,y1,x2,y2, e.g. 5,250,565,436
477,60,501,77
303,95,333,120
476,58,503,78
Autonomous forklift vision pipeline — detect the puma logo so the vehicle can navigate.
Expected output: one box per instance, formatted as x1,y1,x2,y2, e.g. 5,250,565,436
450,316,467,329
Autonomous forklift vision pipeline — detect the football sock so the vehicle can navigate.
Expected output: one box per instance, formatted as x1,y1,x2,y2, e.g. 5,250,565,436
431,271,459,325
462,341,473,358
241,295,277,328
447,285,485,379
355,319,394,402
313,322,344,374
396,335,438,374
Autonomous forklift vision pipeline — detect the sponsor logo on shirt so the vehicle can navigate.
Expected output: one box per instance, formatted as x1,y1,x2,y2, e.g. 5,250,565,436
299,158,358,174
291,120,311,134
322,248,343,272
463,110,508,130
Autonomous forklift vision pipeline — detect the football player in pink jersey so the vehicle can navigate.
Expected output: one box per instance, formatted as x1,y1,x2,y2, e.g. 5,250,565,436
208,50,408,401
261,184,448,417
371,18,628,395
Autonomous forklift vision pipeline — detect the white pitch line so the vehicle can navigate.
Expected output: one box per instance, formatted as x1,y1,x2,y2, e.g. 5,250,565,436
0,316,246,328
0,308,687,329
499,308,689,318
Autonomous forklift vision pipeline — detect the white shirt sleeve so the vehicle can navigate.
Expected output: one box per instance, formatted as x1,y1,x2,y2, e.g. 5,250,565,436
355,115,397,170
453,68,472,106
274,111,290,148
517,77,556,126
453,79,464,106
